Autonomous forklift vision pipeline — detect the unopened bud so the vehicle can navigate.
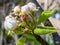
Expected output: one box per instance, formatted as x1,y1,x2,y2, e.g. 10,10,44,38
24,28,29,33
21,15,26,21
27,2,37,11
4,16,18,30
21,5,29,14
13,5,21,13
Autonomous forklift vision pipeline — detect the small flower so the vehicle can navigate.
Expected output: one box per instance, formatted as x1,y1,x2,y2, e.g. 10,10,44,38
21,15,26,21
27,2,38,11
21,5,29,14
13,5,21,14
24,28,29,33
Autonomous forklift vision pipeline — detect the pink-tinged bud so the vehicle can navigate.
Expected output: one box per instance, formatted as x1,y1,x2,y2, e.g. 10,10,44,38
21,15,26,21
24,28,29,33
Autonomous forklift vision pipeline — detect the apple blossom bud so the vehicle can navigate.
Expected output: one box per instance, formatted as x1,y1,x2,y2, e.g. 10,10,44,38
27,2,37,11
13,5,21,13
21,15,26,21
24,28,29,33
4,16,18,30
21,5,29,14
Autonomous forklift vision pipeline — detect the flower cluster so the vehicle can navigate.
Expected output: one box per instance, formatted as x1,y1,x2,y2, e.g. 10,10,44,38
3,2,58,45
4,2,38,31
4,2,57,36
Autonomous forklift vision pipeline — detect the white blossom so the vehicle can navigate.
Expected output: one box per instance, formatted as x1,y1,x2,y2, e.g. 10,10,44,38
13,5,21,13
27,2,37,11
21,5,29,14
21,2,38,14
4,16,18,30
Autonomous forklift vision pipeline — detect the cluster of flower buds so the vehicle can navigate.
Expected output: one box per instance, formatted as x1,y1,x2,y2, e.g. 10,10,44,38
4,5,21,30
21,2,38,21
4,2,38,30
21,2,38,15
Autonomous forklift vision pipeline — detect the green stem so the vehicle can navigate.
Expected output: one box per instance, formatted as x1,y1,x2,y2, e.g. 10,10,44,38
29,12,38,34
29,12,37,29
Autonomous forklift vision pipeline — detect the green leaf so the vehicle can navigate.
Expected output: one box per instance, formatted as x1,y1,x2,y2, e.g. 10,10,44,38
34,27,57,35
37,26,56,30
26,34,42,45
16,37,26,45
37,10,56,24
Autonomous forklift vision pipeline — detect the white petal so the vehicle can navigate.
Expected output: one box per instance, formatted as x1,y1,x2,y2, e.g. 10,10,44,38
5,16,10,20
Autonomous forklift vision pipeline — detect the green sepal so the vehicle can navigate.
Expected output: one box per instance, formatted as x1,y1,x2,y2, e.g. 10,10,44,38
15,26,24,35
